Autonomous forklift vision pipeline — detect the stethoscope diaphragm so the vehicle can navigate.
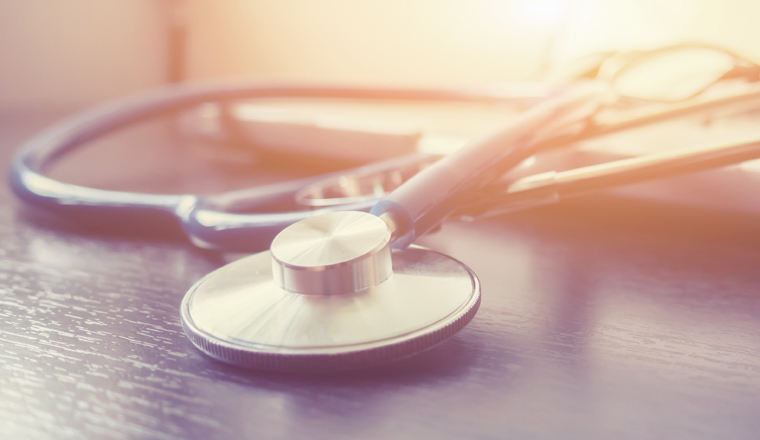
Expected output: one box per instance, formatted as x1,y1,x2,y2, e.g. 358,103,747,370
180,212,480,372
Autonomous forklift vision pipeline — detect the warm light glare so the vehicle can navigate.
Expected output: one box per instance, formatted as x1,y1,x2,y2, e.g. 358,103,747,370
5,1,760,109
519,0,567,26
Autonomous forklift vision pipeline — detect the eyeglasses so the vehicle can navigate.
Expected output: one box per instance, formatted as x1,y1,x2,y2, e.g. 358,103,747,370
548,43,760,102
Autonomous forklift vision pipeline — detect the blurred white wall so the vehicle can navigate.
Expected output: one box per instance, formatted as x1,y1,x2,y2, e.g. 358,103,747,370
3,0,760,111
183,0,760,84
0,0,168,111
183,0,562,85
555,0,760,63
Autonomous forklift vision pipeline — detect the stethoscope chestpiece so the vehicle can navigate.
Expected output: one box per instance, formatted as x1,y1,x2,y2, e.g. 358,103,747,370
180,211,480,372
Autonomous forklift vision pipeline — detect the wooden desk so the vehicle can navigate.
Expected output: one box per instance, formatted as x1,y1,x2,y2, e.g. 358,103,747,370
1,111,759,439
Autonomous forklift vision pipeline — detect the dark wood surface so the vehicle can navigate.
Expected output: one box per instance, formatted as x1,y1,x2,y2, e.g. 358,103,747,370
1,110,760,440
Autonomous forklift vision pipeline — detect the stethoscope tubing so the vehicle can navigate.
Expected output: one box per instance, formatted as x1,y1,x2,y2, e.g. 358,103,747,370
371,84,611,247
11,81,760,251
7,82,538,250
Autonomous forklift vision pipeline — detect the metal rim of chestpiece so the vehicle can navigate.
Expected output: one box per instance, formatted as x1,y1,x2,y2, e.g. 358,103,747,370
180,211,481,372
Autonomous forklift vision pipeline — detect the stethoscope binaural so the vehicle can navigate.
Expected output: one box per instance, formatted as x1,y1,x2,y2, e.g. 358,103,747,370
11,81,760,371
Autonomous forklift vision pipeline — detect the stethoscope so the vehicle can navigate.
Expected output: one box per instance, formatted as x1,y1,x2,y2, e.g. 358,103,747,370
10,80,760,372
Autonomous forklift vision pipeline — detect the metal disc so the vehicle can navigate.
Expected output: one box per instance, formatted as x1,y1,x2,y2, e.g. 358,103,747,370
180,246,480,372
269,211,394,295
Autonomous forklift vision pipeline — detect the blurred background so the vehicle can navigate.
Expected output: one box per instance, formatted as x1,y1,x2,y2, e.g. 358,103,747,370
2,0,760,112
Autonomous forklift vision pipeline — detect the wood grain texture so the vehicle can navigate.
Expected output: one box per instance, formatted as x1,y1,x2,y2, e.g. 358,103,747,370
1,112,760,439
